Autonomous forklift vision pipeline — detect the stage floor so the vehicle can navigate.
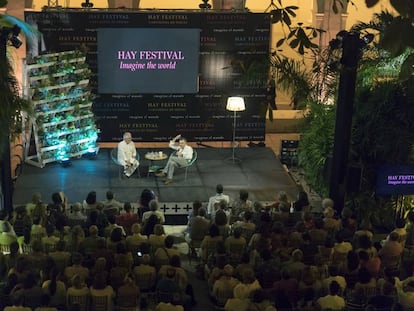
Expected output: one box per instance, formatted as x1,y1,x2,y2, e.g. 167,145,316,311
13,147,299,209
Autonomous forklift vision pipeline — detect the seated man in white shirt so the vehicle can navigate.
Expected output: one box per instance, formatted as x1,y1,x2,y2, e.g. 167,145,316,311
156,134,193,185
117,132,139,177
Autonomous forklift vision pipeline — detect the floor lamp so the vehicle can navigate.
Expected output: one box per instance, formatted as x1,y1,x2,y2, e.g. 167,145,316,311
226,96,245,163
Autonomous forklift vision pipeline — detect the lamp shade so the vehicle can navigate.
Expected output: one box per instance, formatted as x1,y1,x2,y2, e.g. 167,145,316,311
226,97,245,112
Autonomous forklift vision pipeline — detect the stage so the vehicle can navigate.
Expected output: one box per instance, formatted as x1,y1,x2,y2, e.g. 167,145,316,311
12,147,299,219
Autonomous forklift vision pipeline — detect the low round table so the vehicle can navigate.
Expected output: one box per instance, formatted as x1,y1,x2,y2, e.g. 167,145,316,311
145,152,168,176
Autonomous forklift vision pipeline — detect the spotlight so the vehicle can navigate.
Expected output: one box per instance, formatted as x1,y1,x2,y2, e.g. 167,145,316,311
9,36,22,49
60,157,71,167
81,0,93,8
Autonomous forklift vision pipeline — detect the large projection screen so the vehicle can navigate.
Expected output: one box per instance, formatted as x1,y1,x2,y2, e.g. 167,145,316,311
98,28,200,94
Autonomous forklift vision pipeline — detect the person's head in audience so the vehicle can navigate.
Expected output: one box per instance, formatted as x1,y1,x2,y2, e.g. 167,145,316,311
45,223,55,237
278,202,289,213
140,189,156,208
141,253,151,265
358,267,373,284
85,191,97,205
9,241,19,256
88,210,98,223
216,184,224,194
347,250,360,271
198,207,206,218
72,225,85,239
301,266,316,285
323,206,335,219
72,202,82,213
89,225,99,237
110,227,124,242
277,191,288,203
192,200,202,216
164,235,175,249
208,223,220,237
92,273,108,290
31,192,42,204
23,272,37,289
215,206,228,226
329,280,341,296
149,199,160,212
22,228,31,245
292,249,303,262
71,274,85,289
234,283,250,299
55,240,66,252
382,266,398,284
403,280,414,292
106,190,114,201
223,264,234,278
153,224,165,236
358,250,370,264
96,202,104,211
124,202,132,213
51,192,63,205
243,210,253,222
253,201,263,213
233,227,242,239
1,221,12,233
131,223,141,235
239,189,249,202
328,265,339,277
322,198,334,210
296,190,309,205
395,217,406,229
94,257,107,273
241,268,256,284
166,267,176,280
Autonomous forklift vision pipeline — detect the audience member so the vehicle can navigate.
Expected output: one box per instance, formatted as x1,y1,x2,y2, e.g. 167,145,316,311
101,190,123,211
207,184,230,220
142,199,165,225
316,280,345,311
116,202,138,235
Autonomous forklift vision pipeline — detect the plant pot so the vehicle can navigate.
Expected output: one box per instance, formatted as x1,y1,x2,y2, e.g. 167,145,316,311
108,0,140,8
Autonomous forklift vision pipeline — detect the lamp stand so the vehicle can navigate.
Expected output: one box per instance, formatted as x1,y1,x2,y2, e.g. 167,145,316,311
225,110,241,163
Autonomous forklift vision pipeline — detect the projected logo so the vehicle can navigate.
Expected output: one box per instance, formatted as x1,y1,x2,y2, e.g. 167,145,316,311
98,28,200,94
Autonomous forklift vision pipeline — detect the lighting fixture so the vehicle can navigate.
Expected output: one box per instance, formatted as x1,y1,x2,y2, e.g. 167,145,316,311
226,96,245,163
